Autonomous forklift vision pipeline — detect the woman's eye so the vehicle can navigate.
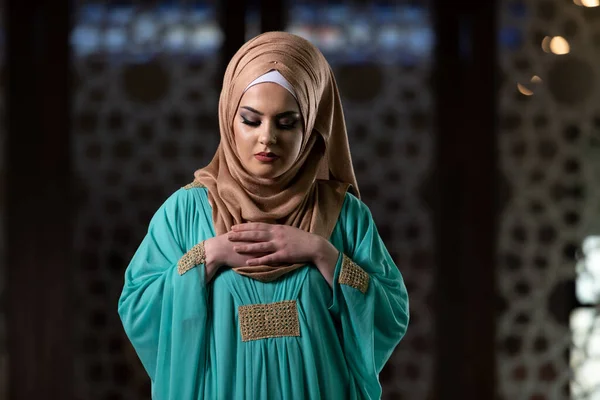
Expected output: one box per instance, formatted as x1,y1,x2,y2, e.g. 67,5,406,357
278,120,298,130
241,117,260,127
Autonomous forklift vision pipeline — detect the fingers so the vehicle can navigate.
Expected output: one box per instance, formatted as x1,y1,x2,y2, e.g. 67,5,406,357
246,254,280,266
234,242,276,254
231,223,271,232
228,231,270,242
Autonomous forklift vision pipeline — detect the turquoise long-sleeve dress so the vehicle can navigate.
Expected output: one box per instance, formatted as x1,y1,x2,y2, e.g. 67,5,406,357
118,184,409,400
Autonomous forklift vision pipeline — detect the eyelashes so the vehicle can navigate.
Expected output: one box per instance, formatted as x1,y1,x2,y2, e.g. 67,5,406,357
277,122,299,130
241,116,298,130
241,117,260,127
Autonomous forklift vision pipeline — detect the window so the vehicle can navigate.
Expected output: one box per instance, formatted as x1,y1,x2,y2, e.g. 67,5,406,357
71,3,222,62
571,236,600,399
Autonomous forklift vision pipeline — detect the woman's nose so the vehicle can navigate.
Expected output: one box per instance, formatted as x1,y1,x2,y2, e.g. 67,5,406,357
258,123,277,145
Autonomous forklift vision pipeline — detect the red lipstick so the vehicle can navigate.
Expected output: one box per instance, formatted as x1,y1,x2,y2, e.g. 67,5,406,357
254,152,279,162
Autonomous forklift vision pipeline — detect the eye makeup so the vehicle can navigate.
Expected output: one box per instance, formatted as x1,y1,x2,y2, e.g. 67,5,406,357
239,110,301,130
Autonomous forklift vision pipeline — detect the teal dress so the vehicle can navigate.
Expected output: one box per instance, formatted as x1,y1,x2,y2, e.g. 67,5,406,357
118,185,409,399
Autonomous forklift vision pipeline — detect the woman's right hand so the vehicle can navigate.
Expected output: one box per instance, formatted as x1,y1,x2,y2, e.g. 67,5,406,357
203,234,269,282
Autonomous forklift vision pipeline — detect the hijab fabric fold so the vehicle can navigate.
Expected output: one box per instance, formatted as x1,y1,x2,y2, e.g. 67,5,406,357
193,31,359,282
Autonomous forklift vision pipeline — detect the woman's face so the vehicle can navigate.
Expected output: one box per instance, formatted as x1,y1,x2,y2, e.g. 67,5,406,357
233,83,304,179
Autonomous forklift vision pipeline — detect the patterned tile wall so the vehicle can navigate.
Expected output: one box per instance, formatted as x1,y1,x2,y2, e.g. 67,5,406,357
497,1,600,398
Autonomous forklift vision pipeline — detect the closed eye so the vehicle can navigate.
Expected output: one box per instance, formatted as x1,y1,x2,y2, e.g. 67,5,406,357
241,116,299,130
277,120,298,130
241,117,260,127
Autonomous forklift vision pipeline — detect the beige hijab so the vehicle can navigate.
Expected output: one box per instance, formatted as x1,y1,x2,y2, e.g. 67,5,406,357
193,31,359,282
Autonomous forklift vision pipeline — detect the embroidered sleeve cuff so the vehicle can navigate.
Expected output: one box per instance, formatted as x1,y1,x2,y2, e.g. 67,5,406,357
177,241,206,275
339,254,370,294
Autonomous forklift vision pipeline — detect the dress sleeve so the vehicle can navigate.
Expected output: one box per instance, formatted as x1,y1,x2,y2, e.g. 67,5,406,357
328,193,409,398
117,188,211,397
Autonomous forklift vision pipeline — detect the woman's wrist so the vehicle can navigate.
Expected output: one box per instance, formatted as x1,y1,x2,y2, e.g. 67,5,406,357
312,235,339,287
203,237,222,281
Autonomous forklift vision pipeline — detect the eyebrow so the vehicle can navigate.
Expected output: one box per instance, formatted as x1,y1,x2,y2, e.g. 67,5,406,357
240,106,299,118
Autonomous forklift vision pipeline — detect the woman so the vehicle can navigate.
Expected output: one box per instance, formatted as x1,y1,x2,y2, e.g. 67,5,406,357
118,31,409,399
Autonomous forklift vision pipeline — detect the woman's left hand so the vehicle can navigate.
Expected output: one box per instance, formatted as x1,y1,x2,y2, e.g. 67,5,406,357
229,223,339,286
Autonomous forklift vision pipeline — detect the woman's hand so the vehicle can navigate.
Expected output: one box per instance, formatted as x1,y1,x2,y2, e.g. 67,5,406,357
229,223,339,286
203,234,269,282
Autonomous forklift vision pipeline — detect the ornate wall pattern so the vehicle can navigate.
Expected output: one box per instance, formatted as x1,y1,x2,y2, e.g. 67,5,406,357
71,3,434,399
497,1,600,398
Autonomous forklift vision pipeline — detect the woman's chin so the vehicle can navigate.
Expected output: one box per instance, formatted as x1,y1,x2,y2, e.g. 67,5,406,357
251,169,282,179
246,161,286,179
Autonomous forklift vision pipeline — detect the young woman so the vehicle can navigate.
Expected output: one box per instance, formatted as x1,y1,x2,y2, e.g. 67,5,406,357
119,31,409,399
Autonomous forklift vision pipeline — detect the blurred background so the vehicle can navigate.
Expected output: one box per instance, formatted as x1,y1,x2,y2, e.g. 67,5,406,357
1,0,600,399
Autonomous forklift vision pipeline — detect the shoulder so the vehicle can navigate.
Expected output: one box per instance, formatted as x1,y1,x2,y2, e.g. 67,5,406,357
313,179,374,234
155,182,210,221
330,191,376,255
147,183,213,243
339,191,373,225
334,191,375,246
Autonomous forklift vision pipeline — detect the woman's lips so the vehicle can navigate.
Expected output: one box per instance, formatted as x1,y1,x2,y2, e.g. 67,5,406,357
254,152,279,162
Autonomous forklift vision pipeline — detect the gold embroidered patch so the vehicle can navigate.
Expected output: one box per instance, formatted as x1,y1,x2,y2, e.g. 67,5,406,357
238,300,300,342
177,241,206,276
339,254,370,294
183,181,205,190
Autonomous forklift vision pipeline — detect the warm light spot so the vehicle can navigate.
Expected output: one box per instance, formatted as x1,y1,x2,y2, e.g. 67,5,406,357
581,0,599,7
531,75,543,84
550,36,570,55
517,83,534,96
573,0,583,5
541,36,552,53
